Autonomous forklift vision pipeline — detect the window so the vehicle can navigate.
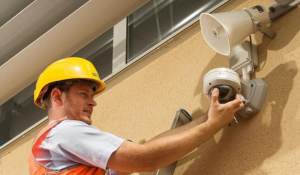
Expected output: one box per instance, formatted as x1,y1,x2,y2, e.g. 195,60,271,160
0,82,47,147
127,0,228,62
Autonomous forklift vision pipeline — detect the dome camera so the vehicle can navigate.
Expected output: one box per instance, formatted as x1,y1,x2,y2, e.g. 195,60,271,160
203,67,268,118
203,68,241,104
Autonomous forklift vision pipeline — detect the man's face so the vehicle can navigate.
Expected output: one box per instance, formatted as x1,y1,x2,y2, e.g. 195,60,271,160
62,82,97,125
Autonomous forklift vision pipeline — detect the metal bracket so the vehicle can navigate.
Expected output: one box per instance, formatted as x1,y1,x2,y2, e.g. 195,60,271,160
237,79,268,118
229,40,258,76
269,0,300,21
255,22,276,38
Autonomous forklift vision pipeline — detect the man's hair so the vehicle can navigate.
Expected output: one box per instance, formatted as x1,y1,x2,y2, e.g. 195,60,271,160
42,80,97,112
42,81,73,111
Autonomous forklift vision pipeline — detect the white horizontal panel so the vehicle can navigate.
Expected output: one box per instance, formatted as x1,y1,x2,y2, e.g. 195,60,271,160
0,0,151,106
0,0,89,66
0,0,34,27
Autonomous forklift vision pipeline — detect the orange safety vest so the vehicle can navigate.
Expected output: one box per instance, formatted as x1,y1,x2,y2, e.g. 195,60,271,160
29,117,105,175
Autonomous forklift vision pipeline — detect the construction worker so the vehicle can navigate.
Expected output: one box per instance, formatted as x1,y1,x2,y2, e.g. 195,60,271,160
29,57,244,174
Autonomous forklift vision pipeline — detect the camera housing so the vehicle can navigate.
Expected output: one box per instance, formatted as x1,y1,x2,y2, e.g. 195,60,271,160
203,67,268,118
203,68,241,103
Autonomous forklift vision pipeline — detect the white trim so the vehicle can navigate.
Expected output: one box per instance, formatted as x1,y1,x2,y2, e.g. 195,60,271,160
112,18,127,74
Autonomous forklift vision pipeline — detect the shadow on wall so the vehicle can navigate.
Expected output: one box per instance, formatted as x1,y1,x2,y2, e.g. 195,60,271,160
254,7,300,74
179,58,297,174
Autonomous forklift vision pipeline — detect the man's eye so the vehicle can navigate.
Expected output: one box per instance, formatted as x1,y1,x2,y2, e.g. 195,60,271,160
81,93,87,96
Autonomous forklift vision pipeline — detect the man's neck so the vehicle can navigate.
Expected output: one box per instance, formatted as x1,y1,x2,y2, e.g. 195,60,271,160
47,109,66,122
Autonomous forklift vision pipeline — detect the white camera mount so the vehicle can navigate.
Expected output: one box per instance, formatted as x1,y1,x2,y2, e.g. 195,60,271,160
237,79,268,118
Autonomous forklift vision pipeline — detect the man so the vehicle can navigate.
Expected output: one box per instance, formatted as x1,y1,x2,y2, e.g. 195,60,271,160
29,57,244,174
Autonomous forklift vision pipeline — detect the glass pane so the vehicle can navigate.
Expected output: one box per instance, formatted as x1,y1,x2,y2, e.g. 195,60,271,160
0,27,114,148
127,0,226,62
0,82,47,147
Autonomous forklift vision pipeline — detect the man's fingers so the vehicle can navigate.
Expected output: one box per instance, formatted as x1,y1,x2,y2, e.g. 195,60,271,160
235,102,244,110
235,93,241,100
235,94,245,109
227,98,242,107
226,94,244,109
210,88,220,104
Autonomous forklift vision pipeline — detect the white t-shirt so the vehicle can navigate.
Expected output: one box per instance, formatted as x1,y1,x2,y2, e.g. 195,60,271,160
37,119,125,174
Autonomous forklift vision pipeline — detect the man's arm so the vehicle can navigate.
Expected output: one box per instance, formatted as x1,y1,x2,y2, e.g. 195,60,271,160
109,112,208,175
146,111,208,143
107,89,244,173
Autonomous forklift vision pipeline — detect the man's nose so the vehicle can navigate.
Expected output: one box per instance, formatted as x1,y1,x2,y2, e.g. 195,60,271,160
88,98,97,107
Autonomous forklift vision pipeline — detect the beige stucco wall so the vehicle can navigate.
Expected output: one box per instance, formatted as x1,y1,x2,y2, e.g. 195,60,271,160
1,0,300,174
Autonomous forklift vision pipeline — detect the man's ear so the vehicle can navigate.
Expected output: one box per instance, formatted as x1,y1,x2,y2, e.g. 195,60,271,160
51,88,63,107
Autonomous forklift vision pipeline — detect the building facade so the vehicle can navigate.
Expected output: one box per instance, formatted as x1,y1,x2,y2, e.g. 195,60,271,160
1,0,300,174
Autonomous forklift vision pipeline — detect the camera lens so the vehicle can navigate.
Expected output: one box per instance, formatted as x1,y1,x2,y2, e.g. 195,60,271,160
209,85,236,104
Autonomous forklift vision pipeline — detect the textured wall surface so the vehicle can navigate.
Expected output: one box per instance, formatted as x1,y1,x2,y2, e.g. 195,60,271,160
1,0,300,174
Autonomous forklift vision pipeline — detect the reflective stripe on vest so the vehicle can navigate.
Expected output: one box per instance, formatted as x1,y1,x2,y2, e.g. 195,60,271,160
29,117,104,175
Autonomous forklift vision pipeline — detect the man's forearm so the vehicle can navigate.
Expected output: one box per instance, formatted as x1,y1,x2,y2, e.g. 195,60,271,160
108,119,219,172
141,119,219,169
147,112,208,143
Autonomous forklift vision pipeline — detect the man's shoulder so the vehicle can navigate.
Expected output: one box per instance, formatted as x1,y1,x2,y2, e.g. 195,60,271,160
55,119,88,129
59,119,89,126
48,119,99,138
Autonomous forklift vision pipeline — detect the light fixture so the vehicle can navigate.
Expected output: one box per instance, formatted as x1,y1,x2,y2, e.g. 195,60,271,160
199,5,275,118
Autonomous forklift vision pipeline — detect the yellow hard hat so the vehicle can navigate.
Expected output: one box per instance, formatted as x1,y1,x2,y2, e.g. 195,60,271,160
34,57,106,109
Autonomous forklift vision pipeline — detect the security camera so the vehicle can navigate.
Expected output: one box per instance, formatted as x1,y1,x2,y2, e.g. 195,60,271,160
203,67,268,118
203,68,241,103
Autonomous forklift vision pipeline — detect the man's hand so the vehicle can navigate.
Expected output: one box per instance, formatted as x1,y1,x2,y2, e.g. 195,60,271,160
207,88,244,130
